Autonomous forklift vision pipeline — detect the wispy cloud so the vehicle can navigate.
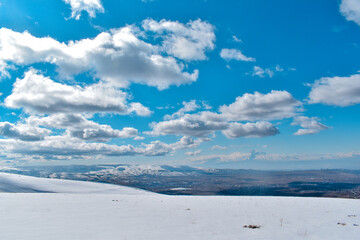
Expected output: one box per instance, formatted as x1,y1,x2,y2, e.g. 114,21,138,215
63,0,104,20
190,150,360,163
220,48,255,62
292,116,330,136
142,18,216,61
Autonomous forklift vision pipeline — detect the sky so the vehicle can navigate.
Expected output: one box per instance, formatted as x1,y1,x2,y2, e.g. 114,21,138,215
0,0,360,169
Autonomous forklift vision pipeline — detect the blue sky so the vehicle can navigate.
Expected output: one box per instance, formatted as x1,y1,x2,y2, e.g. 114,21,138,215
0,0,360,169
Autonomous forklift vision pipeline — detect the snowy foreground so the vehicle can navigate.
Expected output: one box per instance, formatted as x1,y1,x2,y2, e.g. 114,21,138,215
0,173,359,240
0,172,152,194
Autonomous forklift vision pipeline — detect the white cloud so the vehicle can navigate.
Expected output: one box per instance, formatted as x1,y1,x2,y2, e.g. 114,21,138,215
178,100,201,113
252,66,274,78
5,69,151,116
142,18,215,61
71,127,138,142
211,145,227,150
185,150,201,156
148,90,302,138
0,27,198,90
220,48,255,62
219,90,302,121
190,150,360,163
232,35,242,43
251,65,284,78
252,65,283,78
26,114,139,142
149,112,281,139
164,100,211,120
292,116,329,136
0,134,203,160
190,152,252,163
308,73,360,106
138,136,202,157
340,0,360,26
0,135,139,160
222,122,279,138
63,0,104,20
138,141,172,156
0,122,51,141
130,136,204,157
134,136,145,140
148,112,228,137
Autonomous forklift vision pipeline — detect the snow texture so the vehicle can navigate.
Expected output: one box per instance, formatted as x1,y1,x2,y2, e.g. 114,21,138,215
0,172,152,194
0,173,359,240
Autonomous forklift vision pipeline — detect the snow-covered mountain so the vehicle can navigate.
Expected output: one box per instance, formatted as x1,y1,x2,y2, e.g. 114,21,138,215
0,173,359,240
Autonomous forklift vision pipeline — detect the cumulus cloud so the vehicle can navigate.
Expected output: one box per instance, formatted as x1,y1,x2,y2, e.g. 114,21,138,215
292,116,329,136
0,135,138,160
71,127,138,142
138,136,203,157
63,0,104,20
222,122,279,138
0,27,198,89
340,0,360,26
0,135,202,160
148,112,228,137
26,114,139,142
133,136,145,140
5,70,151,116
219,90,302,121
220,48,255,62
0,122,51,141
139,141,172,156
308,73,360,106
148,90,303,138
149,113,280,139
142,18,215,61
177,100,201,113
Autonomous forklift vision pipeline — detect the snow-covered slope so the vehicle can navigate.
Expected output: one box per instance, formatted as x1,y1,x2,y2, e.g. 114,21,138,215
0,173,359,240
0,172,153,194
